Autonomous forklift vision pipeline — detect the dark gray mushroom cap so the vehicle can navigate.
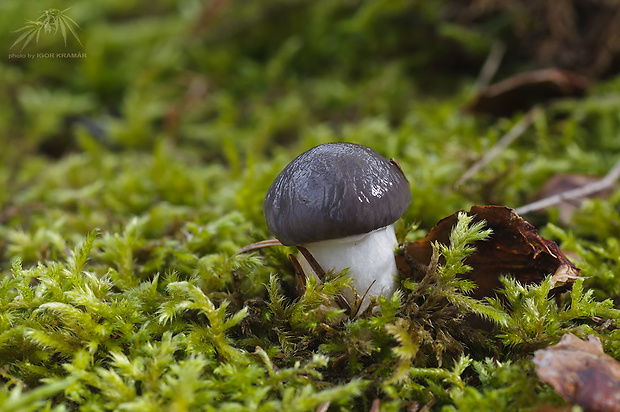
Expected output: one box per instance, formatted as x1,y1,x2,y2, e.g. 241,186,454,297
264,142,411,246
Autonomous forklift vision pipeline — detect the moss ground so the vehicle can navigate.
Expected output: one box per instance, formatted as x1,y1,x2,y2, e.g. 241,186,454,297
2,1,620,411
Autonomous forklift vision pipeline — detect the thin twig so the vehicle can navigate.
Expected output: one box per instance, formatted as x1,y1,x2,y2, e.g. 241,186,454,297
297,245,327,280
350,279,377,318
288,254,307,297
316,402,330,412
297,246,354,314
455,105,541,188
474,40,506,92
335,294,352,316
515,158,620,215
237,239,283,254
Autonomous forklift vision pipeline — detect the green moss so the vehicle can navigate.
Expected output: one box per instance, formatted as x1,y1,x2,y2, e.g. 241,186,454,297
2,0,620,410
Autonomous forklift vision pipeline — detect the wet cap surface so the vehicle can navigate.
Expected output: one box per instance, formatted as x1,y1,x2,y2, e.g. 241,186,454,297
264,142,412,245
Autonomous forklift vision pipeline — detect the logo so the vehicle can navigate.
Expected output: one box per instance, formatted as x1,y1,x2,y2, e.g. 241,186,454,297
11,7,82,52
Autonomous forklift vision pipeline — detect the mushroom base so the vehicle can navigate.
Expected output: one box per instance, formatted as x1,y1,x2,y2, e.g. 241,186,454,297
299,225,399,312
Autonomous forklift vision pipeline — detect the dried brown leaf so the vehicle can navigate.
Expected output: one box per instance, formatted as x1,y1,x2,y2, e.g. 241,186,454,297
397,205,580,298
533,333,620,412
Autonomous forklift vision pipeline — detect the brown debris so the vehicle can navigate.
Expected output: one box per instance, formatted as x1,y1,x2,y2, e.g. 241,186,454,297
528,407,572,412
533,333,620,412
315,403,330,412
518,170,620,221
534,174,610,222
456,1,620,78
237,239,283,254
531,174,616,224
466,69,589,117
396,205,580,298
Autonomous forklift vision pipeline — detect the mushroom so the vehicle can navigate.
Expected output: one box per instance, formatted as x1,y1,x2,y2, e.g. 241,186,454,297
263,142,411,311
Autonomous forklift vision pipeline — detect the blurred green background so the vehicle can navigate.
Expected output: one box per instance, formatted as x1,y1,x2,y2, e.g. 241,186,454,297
3,0,620,292
2,0,620,229
3,1,620,409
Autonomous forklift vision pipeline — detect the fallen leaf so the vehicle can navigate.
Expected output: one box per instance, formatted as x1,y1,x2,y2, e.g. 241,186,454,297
527,406,572,412
533,333,620,412
466,69,589,117
396,205,580,299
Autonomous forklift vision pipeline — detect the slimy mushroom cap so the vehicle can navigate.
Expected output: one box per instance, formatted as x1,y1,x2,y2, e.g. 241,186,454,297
264,142,411,246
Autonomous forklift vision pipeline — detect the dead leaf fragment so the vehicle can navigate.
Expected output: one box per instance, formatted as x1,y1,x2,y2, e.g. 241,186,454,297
397,205,580,299
466,69,589,117
549,264,581,289
533,333,620,412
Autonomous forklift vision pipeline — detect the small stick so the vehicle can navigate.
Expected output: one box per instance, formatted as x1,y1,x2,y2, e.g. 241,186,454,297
288,254,307,296
297,247,353,313
516,158,620,215
350,279,377,318
455,105,541,189
390,157,404,173
316,402,330,412
420,398,437,412
237,239,283,254
288,253,304,276
298,245,327,280
474,40,506,92
335,294,352,315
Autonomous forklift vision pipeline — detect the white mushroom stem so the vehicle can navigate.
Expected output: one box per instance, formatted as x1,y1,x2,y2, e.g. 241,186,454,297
299,225,399,312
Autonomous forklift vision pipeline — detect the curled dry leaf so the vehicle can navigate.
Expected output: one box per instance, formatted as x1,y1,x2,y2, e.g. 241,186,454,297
466,69,589,117
396,205,580,299
533,333,620,412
